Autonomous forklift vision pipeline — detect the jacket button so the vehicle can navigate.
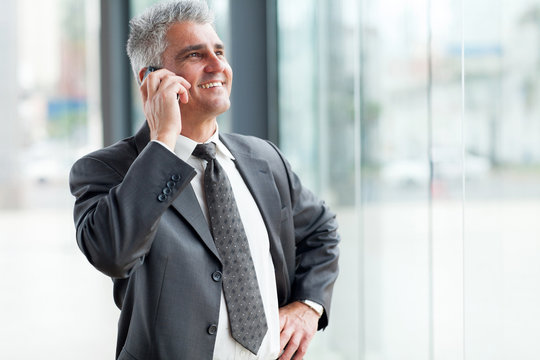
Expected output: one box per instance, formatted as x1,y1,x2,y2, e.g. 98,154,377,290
171,174,180,182
207,324,217,335
212,271,222,282
157,193,167,202
166,180,176,189
162,187,171,195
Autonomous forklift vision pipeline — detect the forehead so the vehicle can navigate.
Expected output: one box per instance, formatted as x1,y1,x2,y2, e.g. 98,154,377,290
165,21,222,49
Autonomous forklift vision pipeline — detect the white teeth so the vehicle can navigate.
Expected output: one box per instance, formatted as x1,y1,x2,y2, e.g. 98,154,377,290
199,82,223,89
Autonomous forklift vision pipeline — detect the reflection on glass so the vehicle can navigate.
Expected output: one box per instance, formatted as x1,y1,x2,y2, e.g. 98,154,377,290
278,0,362,359
5,0,102,209
1,1,111,359
278,0,540,359
463,1,540,359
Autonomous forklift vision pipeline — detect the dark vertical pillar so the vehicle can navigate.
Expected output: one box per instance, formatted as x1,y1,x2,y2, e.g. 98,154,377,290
266,0,279,144
229,0,278,143
100,0,132,145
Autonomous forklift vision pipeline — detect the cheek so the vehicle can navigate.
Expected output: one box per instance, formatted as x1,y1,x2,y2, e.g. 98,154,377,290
179,73,196,86
226,67,233,93
173,65,198,85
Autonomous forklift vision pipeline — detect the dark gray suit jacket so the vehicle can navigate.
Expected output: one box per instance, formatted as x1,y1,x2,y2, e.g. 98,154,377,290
69,124,340,360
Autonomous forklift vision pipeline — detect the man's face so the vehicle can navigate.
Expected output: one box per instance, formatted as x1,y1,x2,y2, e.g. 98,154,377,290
161,22,233,122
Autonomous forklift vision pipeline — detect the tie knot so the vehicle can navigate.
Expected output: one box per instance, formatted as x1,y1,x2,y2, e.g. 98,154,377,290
192,142,217,162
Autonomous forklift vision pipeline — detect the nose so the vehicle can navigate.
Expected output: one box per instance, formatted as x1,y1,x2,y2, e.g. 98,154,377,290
204,53,226,73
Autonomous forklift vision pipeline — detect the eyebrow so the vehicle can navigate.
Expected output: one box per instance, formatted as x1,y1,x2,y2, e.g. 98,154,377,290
175,43,225,61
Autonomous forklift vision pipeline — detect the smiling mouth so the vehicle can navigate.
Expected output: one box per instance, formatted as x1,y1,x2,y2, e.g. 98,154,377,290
198,81,225,89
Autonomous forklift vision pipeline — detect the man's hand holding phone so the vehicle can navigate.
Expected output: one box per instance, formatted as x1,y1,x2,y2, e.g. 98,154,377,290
140,67,191,151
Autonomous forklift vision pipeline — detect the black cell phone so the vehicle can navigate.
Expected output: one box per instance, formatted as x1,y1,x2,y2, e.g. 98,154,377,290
142,66,159,81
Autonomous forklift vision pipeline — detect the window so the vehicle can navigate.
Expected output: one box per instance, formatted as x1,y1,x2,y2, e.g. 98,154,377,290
277,0,540,358
0,1,114,359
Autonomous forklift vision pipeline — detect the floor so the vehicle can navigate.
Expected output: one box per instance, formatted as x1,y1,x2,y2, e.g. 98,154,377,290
0,207,118,360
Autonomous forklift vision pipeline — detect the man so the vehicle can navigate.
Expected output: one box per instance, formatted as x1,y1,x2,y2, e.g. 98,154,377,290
69,1,339,359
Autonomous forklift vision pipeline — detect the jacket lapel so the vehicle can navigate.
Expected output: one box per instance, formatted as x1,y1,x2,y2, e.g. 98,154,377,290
170,187,221,261
220,135,287,282
233,154,281,236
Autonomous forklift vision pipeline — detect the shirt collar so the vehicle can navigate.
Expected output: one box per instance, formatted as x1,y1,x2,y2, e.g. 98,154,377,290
174,123,235,162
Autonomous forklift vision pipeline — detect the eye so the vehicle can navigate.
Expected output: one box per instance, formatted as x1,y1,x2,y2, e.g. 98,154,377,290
215,50,224,56
188,52,201,58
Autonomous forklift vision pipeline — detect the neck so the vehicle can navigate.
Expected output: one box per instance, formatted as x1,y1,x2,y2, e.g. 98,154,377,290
181,117,218,143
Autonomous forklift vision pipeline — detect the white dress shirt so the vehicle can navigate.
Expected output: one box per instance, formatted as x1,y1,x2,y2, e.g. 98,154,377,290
152,126,281,360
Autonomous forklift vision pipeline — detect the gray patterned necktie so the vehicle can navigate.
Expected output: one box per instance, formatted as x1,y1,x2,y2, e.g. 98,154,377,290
192,142,268,355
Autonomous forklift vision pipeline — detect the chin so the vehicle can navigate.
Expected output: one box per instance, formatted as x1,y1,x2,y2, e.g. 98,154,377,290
211,100,231,114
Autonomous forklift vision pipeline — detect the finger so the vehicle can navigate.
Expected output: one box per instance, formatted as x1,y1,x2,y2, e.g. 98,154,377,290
157,73,189,88
143,68,174,92
291,338,309,360
151,70,191,92
279,314,292,349
177,76,191,90
158,81,189,106
141,69,166,105
280,327,293,353
144,69,191,94
177,85,189,104
174,77,191,103
279,308,288,331
280,333,302,360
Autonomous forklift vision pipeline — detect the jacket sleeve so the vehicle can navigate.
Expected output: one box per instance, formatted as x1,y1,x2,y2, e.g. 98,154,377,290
267,141,340,330
69,141,196,279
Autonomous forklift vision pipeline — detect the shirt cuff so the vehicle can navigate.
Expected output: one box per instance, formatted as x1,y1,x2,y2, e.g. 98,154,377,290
300,300,324,317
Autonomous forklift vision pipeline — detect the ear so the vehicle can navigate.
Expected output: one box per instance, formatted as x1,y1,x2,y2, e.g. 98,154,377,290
138,67,149,83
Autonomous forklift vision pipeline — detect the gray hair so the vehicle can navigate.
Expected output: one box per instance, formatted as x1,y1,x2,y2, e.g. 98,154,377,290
126,0,214,81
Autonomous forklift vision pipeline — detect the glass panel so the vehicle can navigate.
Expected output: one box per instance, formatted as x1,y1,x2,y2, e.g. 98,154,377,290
277,0,363,358
430,0,465,358
279,0,540,359
361,0,432,358
277,0,319,190
463,0,540,358
0,0,111,359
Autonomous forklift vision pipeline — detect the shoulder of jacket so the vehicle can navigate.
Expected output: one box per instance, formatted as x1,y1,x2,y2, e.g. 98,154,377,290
220,133,279,156
75,135,139,175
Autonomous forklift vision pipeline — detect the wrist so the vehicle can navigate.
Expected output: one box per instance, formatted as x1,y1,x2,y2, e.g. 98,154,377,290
153,133,177,151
